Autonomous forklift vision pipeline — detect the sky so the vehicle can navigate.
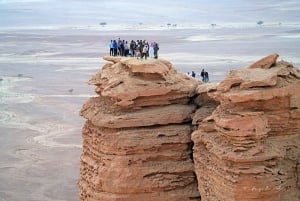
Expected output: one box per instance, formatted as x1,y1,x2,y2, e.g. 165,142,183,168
0,0,300,28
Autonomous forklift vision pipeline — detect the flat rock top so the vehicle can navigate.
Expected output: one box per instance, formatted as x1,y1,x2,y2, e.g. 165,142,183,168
90,56,200,108
103,56,173,76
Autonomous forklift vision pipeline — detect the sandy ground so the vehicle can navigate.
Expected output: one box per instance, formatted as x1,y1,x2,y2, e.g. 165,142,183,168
0,26,299,201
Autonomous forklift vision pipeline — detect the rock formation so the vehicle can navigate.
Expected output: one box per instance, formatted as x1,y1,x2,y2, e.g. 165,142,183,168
78,57,201,201
192,54,300,201
79,54,300,201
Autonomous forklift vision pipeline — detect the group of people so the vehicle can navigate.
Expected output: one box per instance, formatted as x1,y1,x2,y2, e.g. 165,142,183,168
189,69,209,83
109,38,159,59
109,39,211,82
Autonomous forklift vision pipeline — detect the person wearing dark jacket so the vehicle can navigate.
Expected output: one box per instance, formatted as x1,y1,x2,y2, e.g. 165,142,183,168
153,42,159,59
201,69,205,82
191,71,196,78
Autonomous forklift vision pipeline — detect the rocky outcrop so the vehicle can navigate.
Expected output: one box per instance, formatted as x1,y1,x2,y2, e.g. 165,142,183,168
79,54,300,201
192,55,300,201
78,57,201,201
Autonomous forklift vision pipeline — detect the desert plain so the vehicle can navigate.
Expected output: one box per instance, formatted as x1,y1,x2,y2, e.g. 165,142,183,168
0,24,300,201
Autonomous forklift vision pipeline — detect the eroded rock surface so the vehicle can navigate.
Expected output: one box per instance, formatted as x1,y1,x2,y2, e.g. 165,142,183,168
78,57,200,201
192,55,300,201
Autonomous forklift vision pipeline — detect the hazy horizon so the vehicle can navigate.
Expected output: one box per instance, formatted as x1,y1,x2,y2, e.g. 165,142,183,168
1,0,300,28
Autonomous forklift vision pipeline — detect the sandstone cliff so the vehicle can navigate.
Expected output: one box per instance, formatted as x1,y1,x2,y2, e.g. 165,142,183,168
192,54,300,201
78,57,201,201
79,54,300,201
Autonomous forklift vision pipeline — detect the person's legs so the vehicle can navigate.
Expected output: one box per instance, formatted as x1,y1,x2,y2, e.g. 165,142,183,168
121,48,124,56
205,76,208,82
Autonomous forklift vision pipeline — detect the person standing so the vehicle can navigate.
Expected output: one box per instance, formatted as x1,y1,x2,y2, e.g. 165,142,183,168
117,38,122,56
201,69,205,82
149,42,154,58
129,40,135,57
142,44,149,59
112,40,118,56
120,40,125,56
135,42,141,59
109,40,114,56
124,41,129,56
153,42,159,59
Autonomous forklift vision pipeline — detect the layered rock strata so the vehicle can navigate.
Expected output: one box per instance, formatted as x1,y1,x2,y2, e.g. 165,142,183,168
192,54,300,201
78,57,201,200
